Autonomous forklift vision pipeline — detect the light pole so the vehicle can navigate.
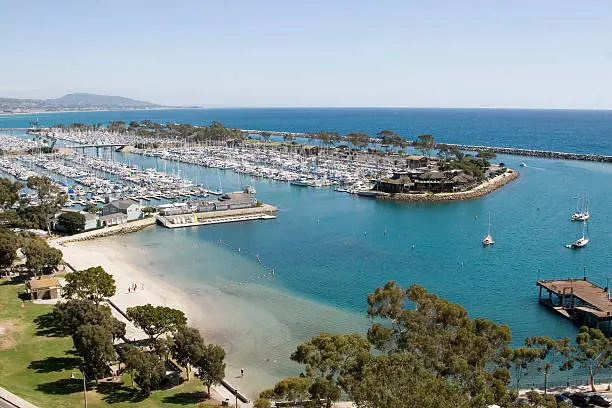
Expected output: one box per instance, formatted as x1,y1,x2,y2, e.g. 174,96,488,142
71,370,87,408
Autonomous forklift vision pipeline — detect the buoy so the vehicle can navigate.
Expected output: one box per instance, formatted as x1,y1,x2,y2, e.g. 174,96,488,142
384,229,387,235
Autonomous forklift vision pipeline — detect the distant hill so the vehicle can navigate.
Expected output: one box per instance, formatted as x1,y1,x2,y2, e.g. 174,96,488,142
45,93,160,108
0,93,162,113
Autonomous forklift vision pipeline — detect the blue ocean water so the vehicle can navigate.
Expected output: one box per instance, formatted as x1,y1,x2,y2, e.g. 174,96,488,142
2,108,612,391
1,108,612,154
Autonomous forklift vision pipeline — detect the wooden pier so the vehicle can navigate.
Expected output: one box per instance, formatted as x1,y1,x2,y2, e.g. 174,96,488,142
537,278,612,336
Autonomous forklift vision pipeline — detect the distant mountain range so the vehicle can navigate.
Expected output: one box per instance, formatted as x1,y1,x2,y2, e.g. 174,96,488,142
0,93,162,113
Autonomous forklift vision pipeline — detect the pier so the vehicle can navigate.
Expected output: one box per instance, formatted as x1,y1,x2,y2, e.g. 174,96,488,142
537,278,612,336
156,204,278,229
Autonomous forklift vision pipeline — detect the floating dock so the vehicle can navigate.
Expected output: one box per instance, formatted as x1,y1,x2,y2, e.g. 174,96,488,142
156,204,278,229
537,278,612,336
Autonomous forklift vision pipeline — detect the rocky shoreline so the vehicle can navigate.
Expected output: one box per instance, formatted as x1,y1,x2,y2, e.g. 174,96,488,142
378,169,519,202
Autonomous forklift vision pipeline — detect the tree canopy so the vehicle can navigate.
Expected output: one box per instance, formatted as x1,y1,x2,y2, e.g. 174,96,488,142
570,326,611,391
0,228,19,269
0,178,21,210
72,324,116,380
195,344,226,396
58,211,86,234
123,345,166,395
23,238,63,276
171,326,204,380
63,266,116,303
126,304,187,340
414,134,436,157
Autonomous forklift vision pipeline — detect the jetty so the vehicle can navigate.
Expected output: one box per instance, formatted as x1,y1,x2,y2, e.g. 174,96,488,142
156,204,278,229
537,278,612,336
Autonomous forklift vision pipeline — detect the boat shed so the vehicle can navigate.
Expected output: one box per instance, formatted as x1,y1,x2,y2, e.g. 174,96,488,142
26,278,62,300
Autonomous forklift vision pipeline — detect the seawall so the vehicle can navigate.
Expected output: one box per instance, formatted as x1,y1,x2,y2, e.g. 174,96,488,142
379,169,519,202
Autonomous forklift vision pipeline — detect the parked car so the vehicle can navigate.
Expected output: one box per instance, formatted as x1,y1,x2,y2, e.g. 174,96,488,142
589,394,612,407
562,392,590,407
554,394,573,405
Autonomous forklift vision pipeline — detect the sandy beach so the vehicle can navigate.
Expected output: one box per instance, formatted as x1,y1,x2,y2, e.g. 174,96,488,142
51,239,256,406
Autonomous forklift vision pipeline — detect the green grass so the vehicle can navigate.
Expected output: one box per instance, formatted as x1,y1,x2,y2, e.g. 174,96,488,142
0,280,219,407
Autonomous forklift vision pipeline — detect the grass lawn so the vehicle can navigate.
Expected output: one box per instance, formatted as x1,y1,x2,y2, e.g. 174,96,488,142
0,280,219,407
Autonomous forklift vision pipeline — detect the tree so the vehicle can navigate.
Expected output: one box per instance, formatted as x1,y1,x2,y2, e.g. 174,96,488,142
570,327,611,392
23,238,63,276
524,390,567,408
124,346,166,395
122,344,141,387
53,299,126,340
63,266,116,303
273,377,311,406
352,354,470,408
72,324,116,381
83,202,99,214
525,336,571,394
27,176,67,233
253,398,271,408
261,132,272,143
171,326,204,380
0,178,21,210
366,281,512,404
414,134,436,157
290,333,371,407
346,132,370,150
0,229,19,269
476,150,497,159
57,211,86,234
126,304,187,341
195,344,226,396
503,346,540,392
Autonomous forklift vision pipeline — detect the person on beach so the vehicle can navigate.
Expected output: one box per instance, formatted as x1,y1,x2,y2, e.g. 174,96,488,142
241,368,244,377
128,287,130,293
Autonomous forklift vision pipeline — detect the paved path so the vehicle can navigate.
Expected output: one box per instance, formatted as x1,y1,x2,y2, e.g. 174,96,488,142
0,386,38,408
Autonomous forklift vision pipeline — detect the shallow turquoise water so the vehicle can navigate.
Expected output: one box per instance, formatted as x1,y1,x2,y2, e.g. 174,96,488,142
3,109,612,390
107,151,612,391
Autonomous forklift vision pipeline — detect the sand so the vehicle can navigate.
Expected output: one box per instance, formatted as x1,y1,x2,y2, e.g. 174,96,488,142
54,239,256,406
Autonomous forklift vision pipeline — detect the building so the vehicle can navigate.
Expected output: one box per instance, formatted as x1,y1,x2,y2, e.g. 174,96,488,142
406,155,429,169
98,212,128,226
216,192,257,210
375,173,415,193
53,210,99,232
101,199,142,222
26,278,62,300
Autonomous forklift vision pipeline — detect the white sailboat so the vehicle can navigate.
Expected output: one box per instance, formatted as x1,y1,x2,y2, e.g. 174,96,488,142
482,212,494,246
566,221,589,249
571,195,590,221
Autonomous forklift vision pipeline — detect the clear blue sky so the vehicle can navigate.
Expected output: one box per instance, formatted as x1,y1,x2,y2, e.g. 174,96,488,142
2,0,611,108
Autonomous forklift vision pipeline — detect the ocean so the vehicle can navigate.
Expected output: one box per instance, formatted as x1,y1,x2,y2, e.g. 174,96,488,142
2,108,611,391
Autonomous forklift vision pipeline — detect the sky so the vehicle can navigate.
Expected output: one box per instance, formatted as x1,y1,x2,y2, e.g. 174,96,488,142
1,0,611,109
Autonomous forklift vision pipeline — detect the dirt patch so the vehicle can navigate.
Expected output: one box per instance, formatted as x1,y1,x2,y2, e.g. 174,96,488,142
0,320,21,350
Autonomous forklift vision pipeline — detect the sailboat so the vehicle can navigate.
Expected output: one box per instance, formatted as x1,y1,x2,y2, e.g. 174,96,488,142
571,195,590,221
482,212,494,246
566,221,589,248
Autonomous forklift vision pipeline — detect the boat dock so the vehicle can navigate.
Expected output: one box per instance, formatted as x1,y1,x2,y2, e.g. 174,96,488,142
537,278,612,336
156,204,278,229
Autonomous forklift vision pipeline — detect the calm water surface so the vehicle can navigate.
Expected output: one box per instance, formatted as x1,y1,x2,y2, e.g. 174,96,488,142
2,109,612,390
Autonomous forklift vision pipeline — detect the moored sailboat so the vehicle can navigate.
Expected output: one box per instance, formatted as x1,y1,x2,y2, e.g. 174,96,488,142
482,212,494,246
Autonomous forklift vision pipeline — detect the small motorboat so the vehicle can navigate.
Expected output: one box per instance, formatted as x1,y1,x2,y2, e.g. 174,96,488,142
519,162,527,167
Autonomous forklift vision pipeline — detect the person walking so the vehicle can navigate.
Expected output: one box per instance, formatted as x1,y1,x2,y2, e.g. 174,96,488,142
240,368,244,377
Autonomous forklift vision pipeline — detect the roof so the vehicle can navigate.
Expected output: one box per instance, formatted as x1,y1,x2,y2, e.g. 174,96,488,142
83,212,99,221
105,199,138,211
420,171,445,180
379,178,414,185
27,278,61,290
406,155,426,161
